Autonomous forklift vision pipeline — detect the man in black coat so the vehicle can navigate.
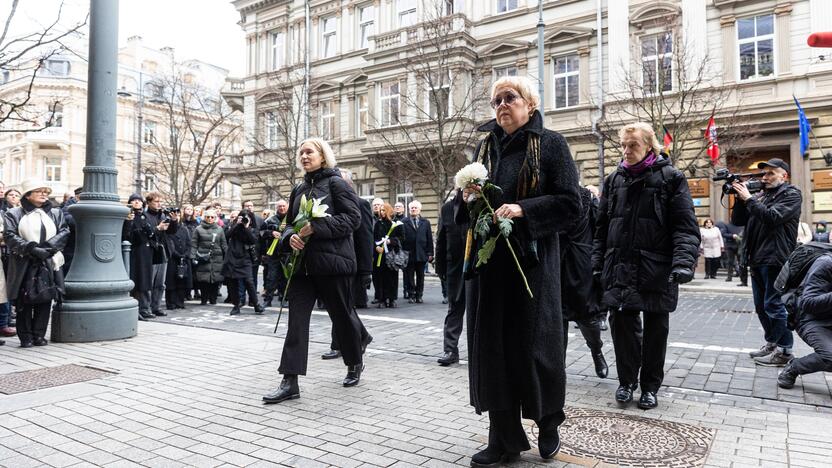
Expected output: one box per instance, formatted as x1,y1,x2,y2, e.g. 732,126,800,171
123,193,157,321
731,158,802,367
717,221,743,282
243,199,265,302
592,123,700,410
402,200,433,303
778,254,832,389
142,192,172,317
261,199,289,307
435,190,466,366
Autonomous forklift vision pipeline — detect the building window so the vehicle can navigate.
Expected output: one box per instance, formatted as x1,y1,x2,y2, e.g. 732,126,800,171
357,93,369,137
142,121,156,144
428,73,450,119
214,181,225,197
144,82,164,100
48,103,64,127
738,14,775,81
44,158,62,182
497,0,518,14
641,32,673,94
397,0,417,28
396,180,413,208
553,55,579,109
320,101,335,140
442,0,464,15
380,81,400,127
0,162,5,182
41,59,70,77
272,32,285,70
358,181,375,201
14,159,24,183
494,66,517,78
358,5,375,49
321,16,337,58
144,174,156,192
264,112,278,148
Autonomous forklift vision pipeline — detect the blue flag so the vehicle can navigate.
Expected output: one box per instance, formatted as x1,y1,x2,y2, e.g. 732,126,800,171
794,96,811,157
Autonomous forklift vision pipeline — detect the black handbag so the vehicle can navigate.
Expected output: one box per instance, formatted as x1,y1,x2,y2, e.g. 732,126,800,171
176,258,187,279
22,260,60,304
385,248,409,271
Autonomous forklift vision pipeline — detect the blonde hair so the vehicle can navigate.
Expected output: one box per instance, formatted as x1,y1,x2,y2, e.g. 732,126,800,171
618,122,662,156
491,76,540,113
296,137,337,172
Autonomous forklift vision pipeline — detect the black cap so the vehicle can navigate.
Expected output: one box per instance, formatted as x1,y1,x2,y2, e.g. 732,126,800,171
128,193,144,203
757,158,790,174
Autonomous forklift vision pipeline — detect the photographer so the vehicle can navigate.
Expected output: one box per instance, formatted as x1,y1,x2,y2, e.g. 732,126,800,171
123,194,157,321
222,210,265,315
164,208,192,310
261,199,289,307
142,192,171,317
242,200,265,300
731,158,802,367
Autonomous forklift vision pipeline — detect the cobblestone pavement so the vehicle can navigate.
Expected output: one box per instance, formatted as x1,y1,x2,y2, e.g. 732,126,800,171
0,279,830,467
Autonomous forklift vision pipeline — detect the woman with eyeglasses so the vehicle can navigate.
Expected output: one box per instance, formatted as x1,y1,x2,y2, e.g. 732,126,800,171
191,210,227,305
458,76,580,465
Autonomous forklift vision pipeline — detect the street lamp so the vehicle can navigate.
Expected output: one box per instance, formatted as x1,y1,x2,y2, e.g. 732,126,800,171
118,71,147,194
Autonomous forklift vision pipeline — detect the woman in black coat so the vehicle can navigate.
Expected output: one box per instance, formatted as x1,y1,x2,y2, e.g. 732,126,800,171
372,202,404,308
3,180,69,348
222,210,264,315
262,137,365,404
458,77,580,465
164,210,193,310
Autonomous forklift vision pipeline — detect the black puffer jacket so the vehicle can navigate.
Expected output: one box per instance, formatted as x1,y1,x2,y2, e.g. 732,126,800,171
354,198,374,275
280,168,361,276
731,182,802,268
592,157,700,313
798,254,832,323
222,213,258,279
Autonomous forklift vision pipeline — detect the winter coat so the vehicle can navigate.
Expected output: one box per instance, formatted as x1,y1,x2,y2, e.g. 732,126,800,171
222,215,258,280
354,198,374,276
260,213,289,261
0,217,8,304
3,199,70,301
700,227,724,258
592,157,700,313
123,209,156,293
402,216,434,265
560,187,597,321
459,110,580,421
191,223,227,284
165,220,193,289
731,182,802,268
182,217,199,235
279,168,361,276
144,208,169,264
435,197,467,304
373,218,404,272
717,221,742,250
798,254,832,325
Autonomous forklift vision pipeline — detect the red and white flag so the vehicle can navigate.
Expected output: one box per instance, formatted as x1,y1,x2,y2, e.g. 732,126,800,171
705,116,719,165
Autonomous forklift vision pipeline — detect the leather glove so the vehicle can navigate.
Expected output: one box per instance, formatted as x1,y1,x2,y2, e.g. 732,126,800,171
31,247,52,261
592,270,602,281
361,274,372,290
669,268,694,284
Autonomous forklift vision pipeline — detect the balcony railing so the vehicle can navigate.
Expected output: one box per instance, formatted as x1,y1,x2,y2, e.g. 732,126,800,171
370,14,472,53
26,126,69,145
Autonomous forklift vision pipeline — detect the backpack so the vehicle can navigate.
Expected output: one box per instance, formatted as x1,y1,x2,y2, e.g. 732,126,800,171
775,242,832,329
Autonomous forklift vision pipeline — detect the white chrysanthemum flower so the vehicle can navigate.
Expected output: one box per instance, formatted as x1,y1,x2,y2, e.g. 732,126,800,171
454,162,489,189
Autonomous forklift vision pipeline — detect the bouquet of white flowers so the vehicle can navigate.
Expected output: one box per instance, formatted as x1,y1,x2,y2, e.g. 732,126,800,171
273,194,331,333
454,162,533,298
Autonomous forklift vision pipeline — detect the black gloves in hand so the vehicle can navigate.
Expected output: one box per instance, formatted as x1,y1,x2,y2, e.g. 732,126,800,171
669,268,694,284
361,274,372,290
31,247,54,261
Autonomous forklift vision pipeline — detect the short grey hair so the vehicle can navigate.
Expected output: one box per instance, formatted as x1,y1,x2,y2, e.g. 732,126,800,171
491,76,540,113
408,200,422,209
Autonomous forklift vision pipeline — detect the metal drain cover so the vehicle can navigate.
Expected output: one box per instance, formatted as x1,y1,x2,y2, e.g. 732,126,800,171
526,407,714,467
0,364,116,395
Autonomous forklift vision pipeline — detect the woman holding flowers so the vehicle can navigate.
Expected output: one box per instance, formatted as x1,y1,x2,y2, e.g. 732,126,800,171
457,76,580,465
373,203,404,308
262,137,366,404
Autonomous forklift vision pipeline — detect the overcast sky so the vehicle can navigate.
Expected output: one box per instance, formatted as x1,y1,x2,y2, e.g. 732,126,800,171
8,0,246,76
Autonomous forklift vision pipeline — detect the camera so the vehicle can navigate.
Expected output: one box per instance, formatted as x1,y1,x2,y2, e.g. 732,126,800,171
162,207,180,215
712,168,765,195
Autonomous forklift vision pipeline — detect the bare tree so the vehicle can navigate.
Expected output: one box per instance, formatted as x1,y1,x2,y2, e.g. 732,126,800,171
595,16,757,177
366,0,488,205
144,72,242,207
0,0,86,132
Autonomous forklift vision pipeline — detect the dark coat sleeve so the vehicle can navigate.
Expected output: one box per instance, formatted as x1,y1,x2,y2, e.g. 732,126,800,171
731,196,750,226
354,199,374,275
516,132,580,241
591,174,613,273
667,173,701,272
745,187,802,227
435,209,448,278
799,256,832,317
310,177,361,240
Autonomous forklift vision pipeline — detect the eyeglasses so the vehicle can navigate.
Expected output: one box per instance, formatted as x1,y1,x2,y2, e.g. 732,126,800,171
490,92,520,109
30,190,50,195
204,216,216,219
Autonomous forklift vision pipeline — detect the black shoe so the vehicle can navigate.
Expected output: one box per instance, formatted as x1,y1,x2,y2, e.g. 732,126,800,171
139,311,155,320
470,447,520,466
371,299,380,304
615,384,637,403
254,304,265,315
153,310,167,317
200,299,207,305
209,299,217,305
361,335,373,354
592,351,608,378
343,363,364,387
262,375,300,403
738,283,747,287
725,278,733,282
321,349,342,360
230,305,241,316
415,297,423,303
778,361,799,389
264,298,273,308
138,314,148,322
166,305,175,310
33,337,48,347
538,427,561,459
19,340,33,348
407,298,415,304
248,300,257,308
637,391,658,410
437,352,459,366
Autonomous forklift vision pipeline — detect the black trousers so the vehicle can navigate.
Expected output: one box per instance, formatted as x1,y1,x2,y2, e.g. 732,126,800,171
404,261,426,298
371,269,382,301
264,260,288,299
331,274,371,351
165,288,187,309
443,293,465,355
705,257,720,277
610,309,669,393
228,277,258,308
562,316,603,353
793,320,832,375
724,248,738,280
487,406,565,453
16,301,52,342
375,265,398,301
279,275,363,375
198,281,220,303
352,274,370,308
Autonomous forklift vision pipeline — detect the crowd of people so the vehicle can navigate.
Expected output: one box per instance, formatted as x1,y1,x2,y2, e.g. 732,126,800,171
1,75,831,467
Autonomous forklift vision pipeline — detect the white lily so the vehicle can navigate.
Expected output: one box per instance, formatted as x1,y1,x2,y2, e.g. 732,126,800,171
310,196,331,218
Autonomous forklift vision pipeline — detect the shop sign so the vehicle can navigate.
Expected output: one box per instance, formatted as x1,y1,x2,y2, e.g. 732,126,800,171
688,178,710,198
812,170,832,191
814,192,832,212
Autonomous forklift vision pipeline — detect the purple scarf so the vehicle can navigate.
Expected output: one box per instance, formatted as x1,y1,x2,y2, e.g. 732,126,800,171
621,151,658,176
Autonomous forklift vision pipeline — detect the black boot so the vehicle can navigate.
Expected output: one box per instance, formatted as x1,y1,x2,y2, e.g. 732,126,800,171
343,363,364,387
263,296,273,308
637,391,658,410
262,375,300,403
470,447,520,466
778,361,799,389
230,305,241,316
591,351,608,378
538,427,561,459
254,303,265,315
615,383,638,403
